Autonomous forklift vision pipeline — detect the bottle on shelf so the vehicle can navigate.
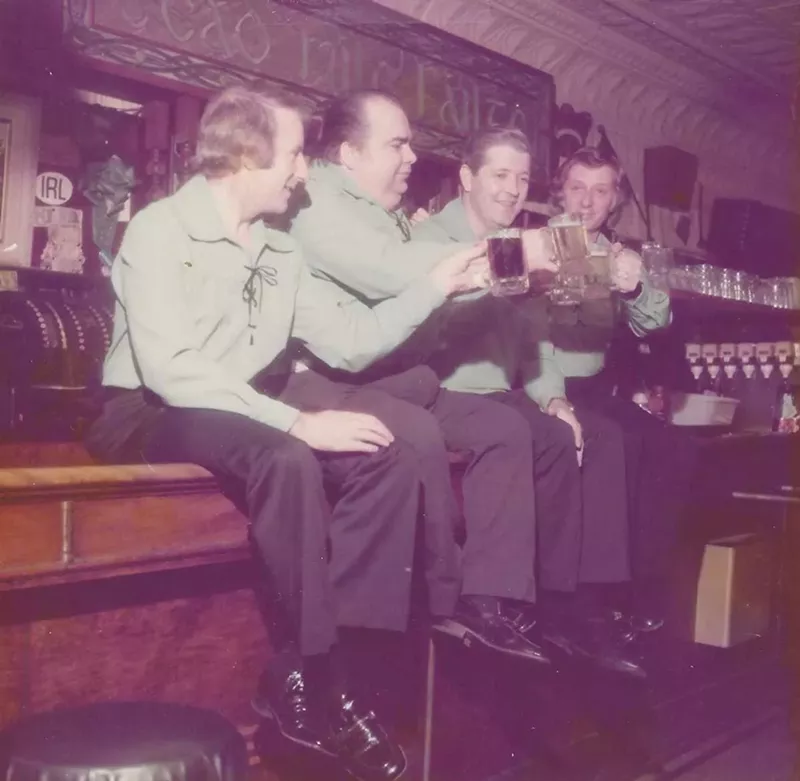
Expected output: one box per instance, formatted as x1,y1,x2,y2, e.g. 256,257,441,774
773,342,798,434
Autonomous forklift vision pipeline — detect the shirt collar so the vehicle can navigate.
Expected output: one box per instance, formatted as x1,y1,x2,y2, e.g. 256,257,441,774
308,162,410,240
430,198,478,243
591,231,612,252
308,162,375,203
169,174,295,255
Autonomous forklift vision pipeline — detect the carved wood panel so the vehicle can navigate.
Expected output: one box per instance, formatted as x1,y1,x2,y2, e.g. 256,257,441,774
64,0,555,182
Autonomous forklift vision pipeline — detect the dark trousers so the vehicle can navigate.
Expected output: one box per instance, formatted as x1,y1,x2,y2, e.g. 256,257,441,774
86,381,424,657
306,367,538,605
490,390,630,592
566,373,699,609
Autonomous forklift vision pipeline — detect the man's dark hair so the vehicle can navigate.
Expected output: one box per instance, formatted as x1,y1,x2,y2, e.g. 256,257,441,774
461,127,531,172
307,90,405,163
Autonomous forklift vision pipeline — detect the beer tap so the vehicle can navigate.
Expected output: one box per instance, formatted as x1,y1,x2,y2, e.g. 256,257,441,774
775,342,793,380
685,343,704,390
719,343,738,396
737,343,757,381
755,343,775,380
702,343,721,394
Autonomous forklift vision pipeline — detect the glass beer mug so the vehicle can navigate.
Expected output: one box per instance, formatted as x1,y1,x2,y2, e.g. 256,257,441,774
546,213,613,305
486,227,530,297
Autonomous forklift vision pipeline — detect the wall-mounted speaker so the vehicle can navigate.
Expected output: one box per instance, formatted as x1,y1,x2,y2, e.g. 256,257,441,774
644,146,699,212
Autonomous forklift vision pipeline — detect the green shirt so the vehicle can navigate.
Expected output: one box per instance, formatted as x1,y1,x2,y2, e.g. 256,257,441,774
413,198,672,408
545,232,672,382
289,163,470,302
412,198,552,401
103,175,446,432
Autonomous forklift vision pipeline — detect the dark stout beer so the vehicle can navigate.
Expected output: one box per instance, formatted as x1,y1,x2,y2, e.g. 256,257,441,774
487,229,529,296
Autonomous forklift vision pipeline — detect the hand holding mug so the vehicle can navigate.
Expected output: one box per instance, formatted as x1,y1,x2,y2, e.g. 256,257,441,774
521,229,558,274
610,244,644,293
429,241,490,296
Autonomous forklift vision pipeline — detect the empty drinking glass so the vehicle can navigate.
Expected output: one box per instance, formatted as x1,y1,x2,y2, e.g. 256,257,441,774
641,243,674,293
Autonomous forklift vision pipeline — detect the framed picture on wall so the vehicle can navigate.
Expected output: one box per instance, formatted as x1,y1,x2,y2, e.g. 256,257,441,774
0,93,42,267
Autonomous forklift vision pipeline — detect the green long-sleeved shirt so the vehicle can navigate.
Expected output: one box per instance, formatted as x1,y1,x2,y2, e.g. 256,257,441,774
102,175,446,432
413,198,672,408
412,199,551,401
289,163,471,303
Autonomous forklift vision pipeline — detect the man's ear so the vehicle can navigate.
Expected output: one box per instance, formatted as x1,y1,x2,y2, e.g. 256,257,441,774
339,142,358,171
459,163,473,193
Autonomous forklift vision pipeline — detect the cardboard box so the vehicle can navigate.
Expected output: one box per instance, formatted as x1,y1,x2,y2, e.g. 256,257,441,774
693,533,772,647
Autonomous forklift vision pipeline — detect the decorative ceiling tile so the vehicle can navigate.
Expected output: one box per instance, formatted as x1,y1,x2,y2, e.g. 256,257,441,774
374,0,797,207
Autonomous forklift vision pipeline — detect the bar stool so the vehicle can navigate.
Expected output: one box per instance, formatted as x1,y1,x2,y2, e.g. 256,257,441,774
0,701,249,781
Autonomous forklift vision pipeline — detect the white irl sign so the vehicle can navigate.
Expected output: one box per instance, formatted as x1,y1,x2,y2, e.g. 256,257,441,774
36,171,74,206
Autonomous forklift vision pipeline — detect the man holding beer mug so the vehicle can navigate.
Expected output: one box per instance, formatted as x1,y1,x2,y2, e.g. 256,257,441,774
545,147,696,631
413,129,645,677
289,90,563,666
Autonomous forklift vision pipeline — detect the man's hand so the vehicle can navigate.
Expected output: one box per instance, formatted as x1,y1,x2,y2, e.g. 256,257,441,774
546,397,584,466
428,242,489,297
611,244,644,293
522,229,558,274
409,208,430,225
290,410,394,453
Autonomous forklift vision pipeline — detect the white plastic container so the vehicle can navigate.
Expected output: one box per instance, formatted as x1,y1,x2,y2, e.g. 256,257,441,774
669,393,740,426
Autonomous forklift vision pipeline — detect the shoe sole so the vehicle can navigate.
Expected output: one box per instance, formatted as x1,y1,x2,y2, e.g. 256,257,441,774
560,646,648,679
250,698,337,757
433,620,551,664
636,622,665,633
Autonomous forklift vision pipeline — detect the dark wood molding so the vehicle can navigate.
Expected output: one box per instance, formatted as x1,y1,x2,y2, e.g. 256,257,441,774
63,0,555,183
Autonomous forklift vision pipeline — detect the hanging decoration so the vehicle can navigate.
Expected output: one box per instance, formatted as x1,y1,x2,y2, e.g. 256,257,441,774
80,154,136,272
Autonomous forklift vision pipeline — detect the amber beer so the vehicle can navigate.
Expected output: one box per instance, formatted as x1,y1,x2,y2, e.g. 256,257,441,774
546,214,591,305
487,228,529,297
549,213,589,263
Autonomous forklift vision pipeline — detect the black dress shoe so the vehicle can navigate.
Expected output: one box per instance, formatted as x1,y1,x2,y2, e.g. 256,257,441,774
608,610,665,643
328,691,407,781
542,619,647,678
433,598,551,664
630,614,665,633
252,664,334,756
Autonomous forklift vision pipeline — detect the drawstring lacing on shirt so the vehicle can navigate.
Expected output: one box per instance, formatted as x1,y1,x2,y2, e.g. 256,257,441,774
242,263,278,344
393,211,412,242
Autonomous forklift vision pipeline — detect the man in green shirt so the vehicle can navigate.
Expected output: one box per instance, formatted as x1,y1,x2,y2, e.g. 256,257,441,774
86,86,487,781
549,147,697,627
290,90,559,668
412,128,645,677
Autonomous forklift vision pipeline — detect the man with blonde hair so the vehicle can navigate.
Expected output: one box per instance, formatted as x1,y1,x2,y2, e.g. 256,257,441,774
86,85,486,781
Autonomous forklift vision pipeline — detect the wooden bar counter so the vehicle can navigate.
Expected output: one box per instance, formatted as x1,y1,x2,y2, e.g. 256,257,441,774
0,444,268,734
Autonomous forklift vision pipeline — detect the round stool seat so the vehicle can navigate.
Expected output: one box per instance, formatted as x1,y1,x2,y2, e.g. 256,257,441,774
0,702,248,781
